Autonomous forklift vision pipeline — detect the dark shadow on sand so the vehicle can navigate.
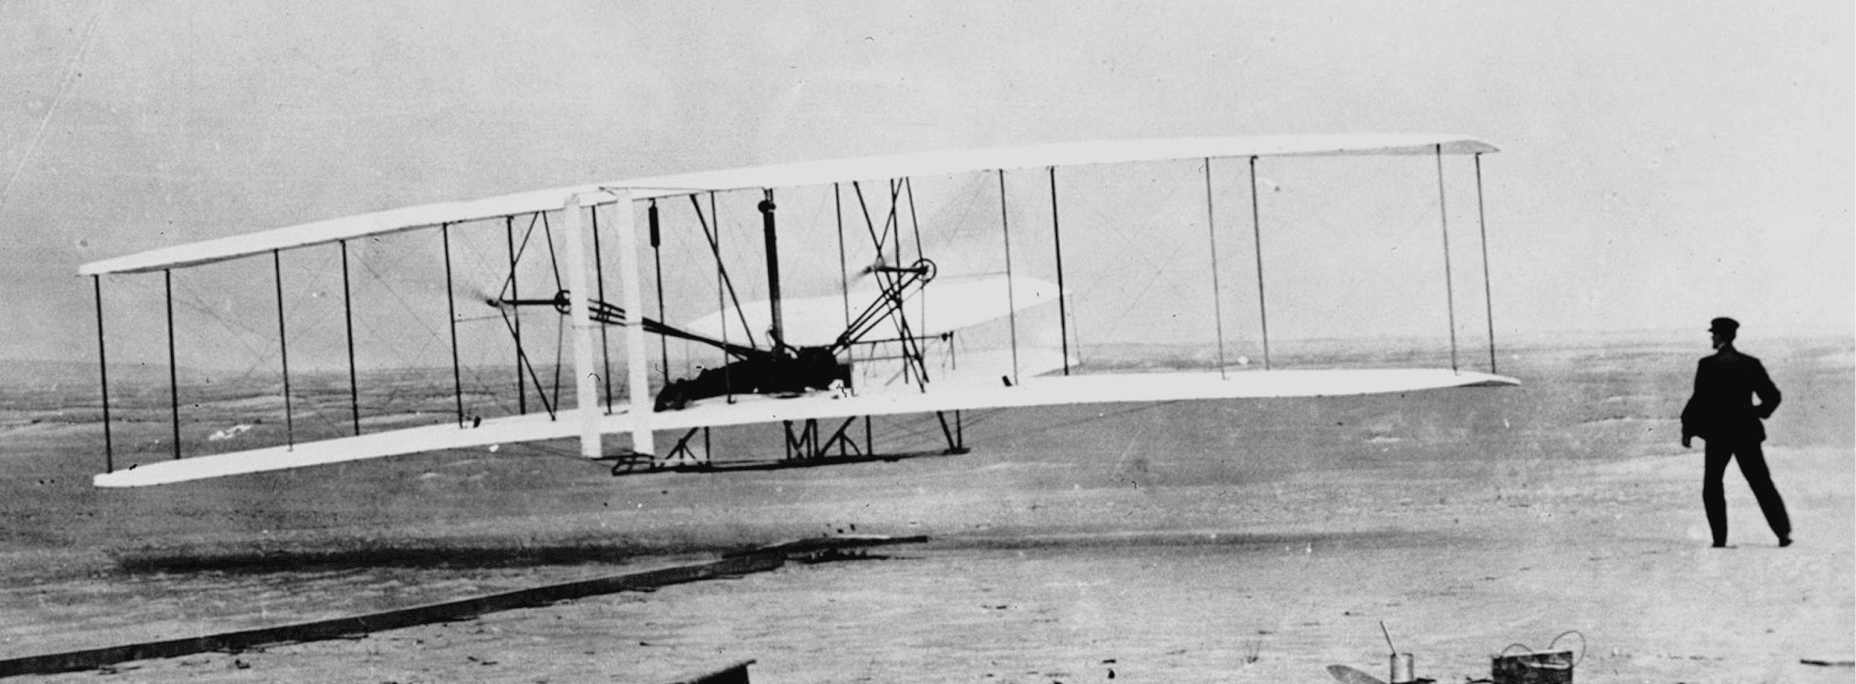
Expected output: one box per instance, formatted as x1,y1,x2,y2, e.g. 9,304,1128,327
113,542,686,575
934,529,1462,553
114,533,936,575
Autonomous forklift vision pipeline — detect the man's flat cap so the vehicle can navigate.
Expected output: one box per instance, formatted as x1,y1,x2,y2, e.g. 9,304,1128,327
1709,317,1740,334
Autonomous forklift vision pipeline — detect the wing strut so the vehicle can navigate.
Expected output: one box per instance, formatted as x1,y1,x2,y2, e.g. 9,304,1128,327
540,212,568,406
92,275,113,473
165,269,180,460
1474,153,1498,375
834,183,850,329
1202,158,1228,380
593,203,614,412
504,217,527,415
562,194,602,458
339,239,360,435
712,192,732,403
758,189,786,349
1048,167,1073,375
1248,156,1272,370
1433,144,1460,372
271,249,295,448
442,224,466,426
611,189,654,456
649,201,671,385
996,171,1021,384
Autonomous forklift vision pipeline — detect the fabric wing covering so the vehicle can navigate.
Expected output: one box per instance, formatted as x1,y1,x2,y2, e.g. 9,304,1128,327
94,368,1516,487
82,133,1513,487
78,134,1495,276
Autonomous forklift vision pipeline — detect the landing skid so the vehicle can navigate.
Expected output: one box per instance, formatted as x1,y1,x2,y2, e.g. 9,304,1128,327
601,411,968,476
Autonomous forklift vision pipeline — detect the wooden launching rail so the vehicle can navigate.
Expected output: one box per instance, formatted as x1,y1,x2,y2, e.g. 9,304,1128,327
0,535,926,679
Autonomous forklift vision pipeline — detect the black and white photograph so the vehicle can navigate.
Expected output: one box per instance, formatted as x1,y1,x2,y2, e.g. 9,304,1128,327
1,2,1850,682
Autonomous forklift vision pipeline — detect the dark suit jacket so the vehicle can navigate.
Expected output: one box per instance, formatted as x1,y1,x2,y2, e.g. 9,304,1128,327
1681,346,1781,443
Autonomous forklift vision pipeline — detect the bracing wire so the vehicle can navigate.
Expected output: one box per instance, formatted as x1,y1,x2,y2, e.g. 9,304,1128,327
169,271,354,439
688,192,759,352
540,211,564,293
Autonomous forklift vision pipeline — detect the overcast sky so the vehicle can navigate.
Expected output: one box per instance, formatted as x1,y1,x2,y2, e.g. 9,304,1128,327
2,1,1849,366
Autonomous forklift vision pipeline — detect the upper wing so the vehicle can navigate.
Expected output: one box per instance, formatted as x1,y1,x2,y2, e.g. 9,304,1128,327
612,134,1496,195
93,368,1516,487
79,134,1496,276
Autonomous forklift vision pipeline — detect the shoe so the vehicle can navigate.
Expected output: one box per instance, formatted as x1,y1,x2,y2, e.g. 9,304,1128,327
1779,537,1793,548
1710,542,1727,548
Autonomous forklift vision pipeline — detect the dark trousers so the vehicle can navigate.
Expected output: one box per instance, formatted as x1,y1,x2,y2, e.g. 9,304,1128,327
1702,438,1791,545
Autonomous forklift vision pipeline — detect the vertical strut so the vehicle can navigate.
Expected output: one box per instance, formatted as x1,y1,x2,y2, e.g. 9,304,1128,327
1434,145,1460,372
1048,167,1072,375
562,194,602,459
613,190,654,456
1203,158,1228,380
1248,156,1272,370
594,206,615,411
272,249,294,448
997,170,1021,384
1474,153,1498,375
165,270,180,460
758,189,785,349
340,240,360,435
649,201,669,385
443,224,465,426
92,275,113,473
711,192,732,403
835,183,850,328
506,217,527,414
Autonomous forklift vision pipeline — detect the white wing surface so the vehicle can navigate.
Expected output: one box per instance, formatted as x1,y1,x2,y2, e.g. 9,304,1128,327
80,134,1495,276
94,368,1516,487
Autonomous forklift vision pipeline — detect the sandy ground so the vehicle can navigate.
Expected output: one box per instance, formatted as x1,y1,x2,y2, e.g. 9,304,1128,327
1,336,1851,683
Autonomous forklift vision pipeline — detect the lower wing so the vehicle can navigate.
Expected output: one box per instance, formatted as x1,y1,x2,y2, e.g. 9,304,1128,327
94,368,1516,487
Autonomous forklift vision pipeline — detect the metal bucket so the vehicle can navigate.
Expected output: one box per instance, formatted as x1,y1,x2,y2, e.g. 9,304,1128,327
1389,652,1416,683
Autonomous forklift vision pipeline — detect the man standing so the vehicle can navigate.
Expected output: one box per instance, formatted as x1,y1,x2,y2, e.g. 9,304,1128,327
1681,317,1791,548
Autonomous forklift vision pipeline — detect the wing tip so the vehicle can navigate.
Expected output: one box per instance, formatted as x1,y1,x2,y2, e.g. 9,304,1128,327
1462,373,1522,387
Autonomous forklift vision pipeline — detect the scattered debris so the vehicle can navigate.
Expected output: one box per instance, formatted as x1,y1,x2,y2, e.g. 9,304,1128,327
207,424,253,441
1491,631,1582,684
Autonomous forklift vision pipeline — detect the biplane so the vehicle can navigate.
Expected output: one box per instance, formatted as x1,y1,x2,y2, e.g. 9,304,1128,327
79,134,1517,488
